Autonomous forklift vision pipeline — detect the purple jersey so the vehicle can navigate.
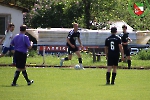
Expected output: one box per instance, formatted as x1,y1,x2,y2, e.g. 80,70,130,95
11,33,30,53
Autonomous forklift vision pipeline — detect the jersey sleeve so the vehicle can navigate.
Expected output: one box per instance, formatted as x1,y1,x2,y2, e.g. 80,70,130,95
67,30,73,38
77,32,80,38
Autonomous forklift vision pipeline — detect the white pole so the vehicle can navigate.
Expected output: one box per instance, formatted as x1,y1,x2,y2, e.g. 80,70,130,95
42,46,45,64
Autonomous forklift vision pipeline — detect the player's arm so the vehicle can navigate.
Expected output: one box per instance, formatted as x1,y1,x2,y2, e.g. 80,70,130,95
28,41,33,49
0,30,8,44
119,44,124,61
77,38,83,47
0,36,5,44
24,36,32,49
105,46,108,59
104,39,108,59
128,37,132,43
66,38,75,48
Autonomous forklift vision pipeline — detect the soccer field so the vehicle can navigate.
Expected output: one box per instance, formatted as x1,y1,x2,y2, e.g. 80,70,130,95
0,67,150,100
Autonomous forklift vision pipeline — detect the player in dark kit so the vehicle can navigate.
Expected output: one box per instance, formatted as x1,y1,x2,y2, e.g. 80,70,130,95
119,25,132,69
105,27,124,85
60,23,84,69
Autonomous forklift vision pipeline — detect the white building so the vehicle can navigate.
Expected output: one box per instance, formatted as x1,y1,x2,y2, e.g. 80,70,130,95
0,2,28,37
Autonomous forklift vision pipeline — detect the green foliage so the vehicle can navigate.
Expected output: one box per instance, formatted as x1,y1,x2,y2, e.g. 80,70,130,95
13,0,150,30
134,49,150,60
27,50,37,57
24,0,85,28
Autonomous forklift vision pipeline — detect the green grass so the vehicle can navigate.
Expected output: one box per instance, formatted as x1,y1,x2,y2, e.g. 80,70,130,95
0,67,150,100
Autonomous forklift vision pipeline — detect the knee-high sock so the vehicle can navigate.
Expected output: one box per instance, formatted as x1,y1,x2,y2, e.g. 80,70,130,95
13,54,16,64
78,58,82,63
106,72,111,83
12,71,20,84
127,60,131,69
22,70,30,82
111,72,116,84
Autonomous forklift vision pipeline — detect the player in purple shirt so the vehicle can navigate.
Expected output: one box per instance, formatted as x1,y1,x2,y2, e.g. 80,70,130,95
11,25,33,86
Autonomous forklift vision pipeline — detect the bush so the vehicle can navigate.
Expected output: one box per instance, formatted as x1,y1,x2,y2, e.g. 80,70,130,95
27,50,37,57
135,49,150,60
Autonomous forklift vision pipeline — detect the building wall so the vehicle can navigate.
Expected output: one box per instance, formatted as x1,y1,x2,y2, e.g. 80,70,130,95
0,5,23,35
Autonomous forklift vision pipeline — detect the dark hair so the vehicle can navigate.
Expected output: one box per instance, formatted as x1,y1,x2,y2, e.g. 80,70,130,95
111,27,117,33
20,25,27,31
122,25,127,29
8,23,15,28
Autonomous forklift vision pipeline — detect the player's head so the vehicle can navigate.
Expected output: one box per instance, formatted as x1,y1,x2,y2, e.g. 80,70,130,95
111,27,117,34
8,23,15,32
73,23,78,32
20,25,27,33
122,25,127,32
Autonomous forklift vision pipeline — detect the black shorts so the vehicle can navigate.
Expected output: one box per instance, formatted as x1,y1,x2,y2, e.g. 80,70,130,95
107,54,120,66
67,46,79,55
124,49,130,56
15,51,27,69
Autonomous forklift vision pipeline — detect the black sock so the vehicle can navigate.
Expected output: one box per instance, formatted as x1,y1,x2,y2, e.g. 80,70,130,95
111,72,116,84
64,57,69,61
127,60,131,69
106,72,111,84
12,71,20,84
78,58,82,63
13,54,16,64
22,70,30,82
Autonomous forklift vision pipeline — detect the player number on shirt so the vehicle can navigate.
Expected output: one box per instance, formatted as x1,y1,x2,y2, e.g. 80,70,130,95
110,41,115,50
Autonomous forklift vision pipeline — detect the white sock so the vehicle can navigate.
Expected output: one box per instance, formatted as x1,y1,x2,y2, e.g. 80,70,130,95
61,58,65,61
79,63,83,68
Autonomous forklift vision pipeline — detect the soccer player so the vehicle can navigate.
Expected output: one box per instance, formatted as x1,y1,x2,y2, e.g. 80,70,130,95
119,25,132,69
0,23,16,65
105,27,124,85
60,23,84,69
11,25,33,86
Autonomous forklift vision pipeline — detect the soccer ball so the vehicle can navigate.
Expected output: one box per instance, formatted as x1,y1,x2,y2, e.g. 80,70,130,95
74,64,80,70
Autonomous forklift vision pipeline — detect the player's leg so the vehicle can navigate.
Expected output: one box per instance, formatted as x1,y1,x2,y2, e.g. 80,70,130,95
106,66,112,85
60,47,72,66
106,56,113,85
111,66,117,85
20,53,32,84
0,46,8,57
111,54,119,85
10,45,16,65
11,68,21,86
126,50,131,69
12,51,33,86
22,68,34,85
11,51,20,86
75,50,84,69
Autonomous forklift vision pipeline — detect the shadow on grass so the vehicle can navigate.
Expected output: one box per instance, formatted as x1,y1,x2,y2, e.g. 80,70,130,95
99,84,115,86
59,68,74,70
0,84,25,87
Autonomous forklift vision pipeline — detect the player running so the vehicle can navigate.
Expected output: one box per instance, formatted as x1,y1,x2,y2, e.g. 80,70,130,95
60,23,84,69
105,27,124,85
0,23,16,65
